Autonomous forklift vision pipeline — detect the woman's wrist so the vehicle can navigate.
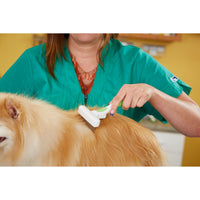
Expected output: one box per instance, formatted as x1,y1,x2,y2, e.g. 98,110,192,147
148,86,167,110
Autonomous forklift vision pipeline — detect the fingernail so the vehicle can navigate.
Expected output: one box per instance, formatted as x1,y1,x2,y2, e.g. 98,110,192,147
110,110,114,116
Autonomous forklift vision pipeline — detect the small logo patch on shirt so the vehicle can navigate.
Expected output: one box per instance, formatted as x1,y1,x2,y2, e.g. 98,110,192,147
170,76,178,83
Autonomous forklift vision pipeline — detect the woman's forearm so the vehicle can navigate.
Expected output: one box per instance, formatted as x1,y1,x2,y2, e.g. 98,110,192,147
149,89,200,137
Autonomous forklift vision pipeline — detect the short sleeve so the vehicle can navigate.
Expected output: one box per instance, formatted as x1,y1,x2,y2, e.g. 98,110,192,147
135,49,192,123
0,50,34,97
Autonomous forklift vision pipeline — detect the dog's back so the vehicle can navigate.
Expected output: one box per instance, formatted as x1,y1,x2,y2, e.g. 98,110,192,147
71,113,166,166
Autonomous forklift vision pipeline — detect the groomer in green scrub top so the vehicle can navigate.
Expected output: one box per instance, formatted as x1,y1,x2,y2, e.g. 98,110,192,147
0,34,200,137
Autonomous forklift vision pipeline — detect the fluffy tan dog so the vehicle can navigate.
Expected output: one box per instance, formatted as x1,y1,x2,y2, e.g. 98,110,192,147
0,93,166,166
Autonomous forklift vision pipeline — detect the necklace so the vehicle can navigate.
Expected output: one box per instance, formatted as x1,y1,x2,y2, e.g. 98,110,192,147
71,54,97,80
70,54,97,95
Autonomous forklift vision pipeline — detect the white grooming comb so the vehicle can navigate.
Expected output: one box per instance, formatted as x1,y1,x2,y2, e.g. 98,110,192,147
78,105,100,127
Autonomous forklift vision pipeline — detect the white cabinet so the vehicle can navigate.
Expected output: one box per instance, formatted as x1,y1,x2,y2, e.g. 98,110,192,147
153,131,185,166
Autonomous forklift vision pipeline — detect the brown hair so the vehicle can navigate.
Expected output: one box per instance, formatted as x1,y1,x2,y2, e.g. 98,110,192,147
45,34,118,79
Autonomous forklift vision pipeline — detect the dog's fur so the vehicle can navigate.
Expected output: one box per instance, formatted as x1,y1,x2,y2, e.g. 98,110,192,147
0,93,166,166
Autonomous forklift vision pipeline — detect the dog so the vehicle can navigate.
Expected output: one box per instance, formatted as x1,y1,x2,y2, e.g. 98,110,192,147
0,93,167,166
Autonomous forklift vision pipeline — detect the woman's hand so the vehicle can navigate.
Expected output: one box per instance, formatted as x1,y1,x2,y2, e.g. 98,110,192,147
109,84,155,115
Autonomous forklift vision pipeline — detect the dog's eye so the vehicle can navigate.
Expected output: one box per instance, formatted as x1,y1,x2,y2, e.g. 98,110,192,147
0,137,6,143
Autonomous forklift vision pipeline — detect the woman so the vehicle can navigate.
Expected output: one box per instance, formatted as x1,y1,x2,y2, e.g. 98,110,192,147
0,33,200,137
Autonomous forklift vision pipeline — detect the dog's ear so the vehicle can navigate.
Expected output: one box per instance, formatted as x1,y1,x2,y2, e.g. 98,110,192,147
4,98,20,119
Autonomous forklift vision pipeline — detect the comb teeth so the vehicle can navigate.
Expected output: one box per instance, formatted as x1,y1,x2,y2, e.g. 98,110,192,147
78,105,100,127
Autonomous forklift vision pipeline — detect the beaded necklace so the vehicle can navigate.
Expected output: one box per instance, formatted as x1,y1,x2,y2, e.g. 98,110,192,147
70,54,97,95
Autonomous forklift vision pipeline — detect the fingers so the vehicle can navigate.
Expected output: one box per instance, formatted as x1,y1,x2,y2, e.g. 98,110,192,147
110,84,153,115
110,86,126,115
122,94,132,110
130,89,141,108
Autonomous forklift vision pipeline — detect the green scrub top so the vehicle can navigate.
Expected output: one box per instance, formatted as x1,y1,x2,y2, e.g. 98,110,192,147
0,39,192,123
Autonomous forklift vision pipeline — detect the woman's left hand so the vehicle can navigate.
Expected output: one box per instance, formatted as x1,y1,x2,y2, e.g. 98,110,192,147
109,84,155,115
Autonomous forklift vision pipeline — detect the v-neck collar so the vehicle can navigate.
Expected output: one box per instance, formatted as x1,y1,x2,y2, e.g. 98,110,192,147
62,39,113,106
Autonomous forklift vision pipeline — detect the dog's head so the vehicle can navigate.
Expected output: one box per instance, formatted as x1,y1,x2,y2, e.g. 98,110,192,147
0,93,69,166
0,93,27,165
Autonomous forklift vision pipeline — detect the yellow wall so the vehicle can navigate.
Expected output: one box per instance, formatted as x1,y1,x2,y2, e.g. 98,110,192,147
0,34,34,76
0,34,200,166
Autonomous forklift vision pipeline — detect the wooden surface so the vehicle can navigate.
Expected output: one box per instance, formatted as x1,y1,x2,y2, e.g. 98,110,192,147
118,34,182,42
